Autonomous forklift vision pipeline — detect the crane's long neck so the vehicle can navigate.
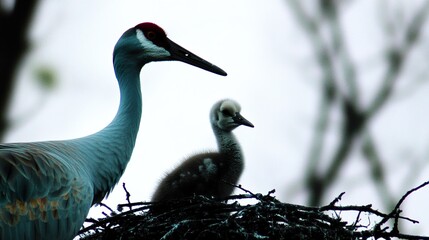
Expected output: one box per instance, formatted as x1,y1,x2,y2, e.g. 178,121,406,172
75,56,143,203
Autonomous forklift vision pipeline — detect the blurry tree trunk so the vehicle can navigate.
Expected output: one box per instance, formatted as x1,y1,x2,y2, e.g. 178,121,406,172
0,0,39,141
287,0,429,207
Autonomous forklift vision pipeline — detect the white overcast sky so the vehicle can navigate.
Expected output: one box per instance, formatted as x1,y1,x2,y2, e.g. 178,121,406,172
4,0,429,236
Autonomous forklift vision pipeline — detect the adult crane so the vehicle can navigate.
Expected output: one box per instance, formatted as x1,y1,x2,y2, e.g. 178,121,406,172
0,22,226,240
152,99,253,203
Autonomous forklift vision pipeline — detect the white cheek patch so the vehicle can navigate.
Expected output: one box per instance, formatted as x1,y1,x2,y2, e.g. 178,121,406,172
135,29,171,58
136,29,147,45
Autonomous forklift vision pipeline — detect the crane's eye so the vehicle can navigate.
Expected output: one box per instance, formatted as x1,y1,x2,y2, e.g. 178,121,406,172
146,31,156,40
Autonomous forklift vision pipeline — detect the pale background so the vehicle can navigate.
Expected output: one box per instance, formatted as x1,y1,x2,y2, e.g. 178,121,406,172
4,0,429,236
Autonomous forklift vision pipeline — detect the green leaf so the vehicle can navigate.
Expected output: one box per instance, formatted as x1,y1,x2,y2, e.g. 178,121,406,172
34,66,57,91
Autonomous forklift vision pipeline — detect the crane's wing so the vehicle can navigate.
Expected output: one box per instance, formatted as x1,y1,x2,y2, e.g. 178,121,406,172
0,142,93,239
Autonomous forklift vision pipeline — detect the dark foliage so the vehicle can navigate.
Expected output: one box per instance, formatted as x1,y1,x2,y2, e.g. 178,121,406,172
78,183,429,240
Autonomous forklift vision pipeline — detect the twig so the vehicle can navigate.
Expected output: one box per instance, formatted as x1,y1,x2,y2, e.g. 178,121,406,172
122,182,132,211
221,181,269,201
375,180,429,230
328,192,345,206
98,202,115,217
79,184,429,240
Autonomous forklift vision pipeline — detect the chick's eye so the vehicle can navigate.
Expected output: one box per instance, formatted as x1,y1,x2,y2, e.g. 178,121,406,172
146,31,156,40
221,109,233,117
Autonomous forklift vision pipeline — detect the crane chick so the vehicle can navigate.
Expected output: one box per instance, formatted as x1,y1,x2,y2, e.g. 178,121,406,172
152,99,254,202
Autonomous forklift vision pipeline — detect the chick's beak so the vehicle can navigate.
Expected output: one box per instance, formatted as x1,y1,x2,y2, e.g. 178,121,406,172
233,112,254,128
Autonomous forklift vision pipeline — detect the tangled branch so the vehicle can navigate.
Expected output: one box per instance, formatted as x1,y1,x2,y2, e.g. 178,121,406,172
78,182,429,240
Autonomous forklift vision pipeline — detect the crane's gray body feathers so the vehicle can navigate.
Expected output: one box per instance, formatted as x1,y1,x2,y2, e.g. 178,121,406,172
0,27,143,240
0,22,226,240
0,142,93,239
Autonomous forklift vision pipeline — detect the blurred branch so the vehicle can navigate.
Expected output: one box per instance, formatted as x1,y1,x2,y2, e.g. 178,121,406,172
287,0,340,206
0,2,5,17
358,2,429,210
362,133,396,210
367,1,429,117
325,0,359,102
287,0,429,207
322,97,364,193
355,2,429,214
0,0,39,141
398,146,429,198
288,0,361,206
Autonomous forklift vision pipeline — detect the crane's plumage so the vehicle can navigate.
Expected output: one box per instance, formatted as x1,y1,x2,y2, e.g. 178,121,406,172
152,99,253,203
0,22,226,240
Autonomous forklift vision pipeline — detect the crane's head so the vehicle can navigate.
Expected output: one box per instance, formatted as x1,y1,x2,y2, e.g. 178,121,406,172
211,99,254,131
113,22,227,76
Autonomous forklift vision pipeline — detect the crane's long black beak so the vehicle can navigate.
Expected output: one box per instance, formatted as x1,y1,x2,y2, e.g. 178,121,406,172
233,112,254,128
167,38,227,76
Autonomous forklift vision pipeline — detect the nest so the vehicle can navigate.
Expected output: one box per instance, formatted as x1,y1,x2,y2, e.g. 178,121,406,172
77,183,429,240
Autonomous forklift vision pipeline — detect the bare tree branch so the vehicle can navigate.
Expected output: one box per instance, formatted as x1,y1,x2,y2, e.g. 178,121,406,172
287,0,342,206
286,0,429,208
0,0,39,141
367,1,429,118
79,184,429,239
361,133,396,210
375,181,429,232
